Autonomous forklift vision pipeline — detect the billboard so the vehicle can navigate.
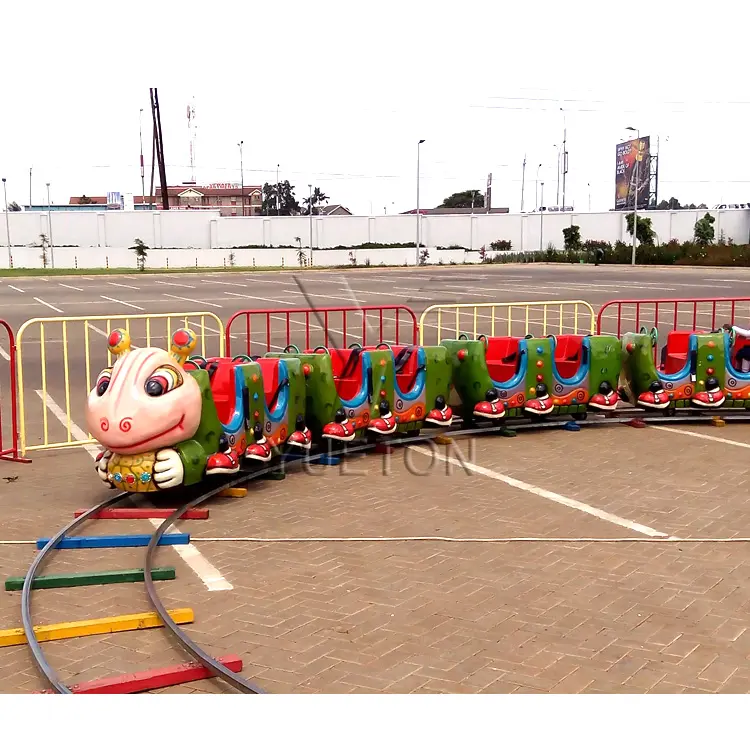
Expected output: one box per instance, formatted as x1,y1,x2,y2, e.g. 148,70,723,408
615,136,650,210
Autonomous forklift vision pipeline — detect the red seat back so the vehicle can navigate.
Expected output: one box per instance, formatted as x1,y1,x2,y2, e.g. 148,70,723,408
205,357,237,425
328,348,365,402
554,335,584,380
483,336,521,384
257,359,280,406
661,331,698,375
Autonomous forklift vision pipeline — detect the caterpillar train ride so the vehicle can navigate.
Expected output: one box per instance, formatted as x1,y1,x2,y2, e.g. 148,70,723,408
84,322,750,494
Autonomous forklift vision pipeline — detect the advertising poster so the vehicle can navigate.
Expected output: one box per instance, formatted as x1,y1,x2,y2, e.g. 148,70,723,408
615,136,650,210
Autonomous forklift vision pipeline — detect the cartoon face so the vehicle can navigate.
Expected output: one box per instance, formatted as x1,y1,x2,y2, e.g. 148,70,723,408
85,328,202,455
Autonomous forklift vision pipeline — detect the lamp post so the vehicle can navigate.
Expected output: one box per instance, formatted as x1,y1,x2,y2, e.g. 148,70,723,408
416,139,425,265
535,163,542,210
626,126,639,266
139,109,145,210
238,140,244,217
2,178,11,267
560,107,568,209
276,163,280,216
308,183,313,264
29,167,32,211
539,182,545,252
588,182,591,212
46,182,55,268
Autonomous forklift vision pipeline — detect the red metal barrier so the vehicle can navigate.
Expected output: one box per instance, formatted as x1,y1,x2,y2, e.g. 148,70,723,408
225,305,419,356
597,297,750,337
0,320,29,463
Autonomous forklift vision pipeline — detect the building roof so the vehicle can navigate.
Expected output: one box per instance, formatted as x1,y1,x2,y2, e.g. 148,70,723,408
69,185,263,205
318,204,352,215
401,207,509,215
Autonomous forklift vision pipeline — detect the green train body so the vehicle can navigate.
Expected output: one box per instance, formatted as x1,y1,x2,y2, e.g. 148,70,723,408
86,324,750,493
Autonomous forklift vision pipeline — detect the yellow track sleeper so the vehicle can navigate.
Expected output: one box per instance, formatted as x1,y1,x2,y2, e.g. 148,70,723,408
0,608,194,647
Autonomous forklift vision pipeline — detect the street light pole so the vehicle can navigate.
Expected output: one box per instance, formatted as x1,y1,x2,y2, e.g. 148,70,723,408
276,163,280,216
416,139,425,265
238,140,244,217
139,109,145,210
561,108,568,209
626,126,639,266
535,163,542,210
2,178,11,267
539,182,545,252
29,167,32,211
46,182,55,268
308,183,313,264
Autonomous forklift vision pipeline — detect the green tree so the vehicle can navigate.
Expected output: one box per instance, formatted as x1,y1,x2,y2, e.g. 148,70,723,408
438,190,484,209
303,186,330,215
78,195,94,205
36,234,50,268
625,213,656,245
8,201,21,212
562,225,582,251
130,237,149,271
655,197,682,210
262,180,300,216
694,212,716,244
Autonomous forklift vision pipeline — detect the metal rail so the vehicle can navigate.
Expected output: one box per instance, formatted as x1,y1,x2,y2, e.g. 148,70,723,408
24,408,750,694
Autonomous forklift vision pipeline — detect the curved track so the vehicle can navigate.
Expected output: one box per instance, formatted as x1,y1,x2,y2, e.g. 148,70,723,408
23,407,750,694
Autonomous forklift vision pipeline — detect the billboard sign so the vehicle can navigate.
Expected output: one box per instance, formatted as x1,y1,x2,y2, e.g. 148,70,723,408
615,136,650,210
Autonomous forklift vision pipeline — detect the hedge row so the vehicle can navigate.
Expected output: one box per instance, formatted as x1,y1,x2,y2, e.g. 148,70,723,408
484,240,750,267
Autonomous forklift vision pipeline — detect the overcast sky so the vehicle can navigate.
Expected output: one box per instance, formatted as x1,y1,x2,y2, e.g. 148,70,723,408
1,0,747,215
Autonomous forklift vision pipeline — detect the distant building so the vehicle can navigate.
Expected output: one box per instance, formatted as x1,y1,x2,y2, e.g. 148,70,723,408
317,204,352,216
401,207,509,215
61,182,263,215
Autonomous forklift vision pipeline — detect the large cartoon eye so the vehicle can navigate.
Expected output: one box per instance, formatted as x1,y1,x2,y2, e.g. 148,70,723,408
95,369,112,397
145,366,183,397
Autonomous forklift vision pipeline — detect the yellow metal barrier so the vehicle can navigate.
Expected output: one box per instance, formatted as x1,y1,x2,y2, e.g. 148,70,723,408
418,300,596,345
16,312,225,454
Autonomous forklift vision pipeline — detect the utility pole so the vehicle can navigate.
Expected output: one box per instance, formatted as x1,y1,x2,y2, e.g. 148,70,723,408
29,167,32,211
416,139,425,265
276,164,280,215
2,178,11,267
520,155,526,212
46,182,55,268
539,182,545,252
139,108,145,210
308,183,314,264
535,163,542,210
561,108,568,209
238,140,244,216
555,145,560,206
150,88,170,210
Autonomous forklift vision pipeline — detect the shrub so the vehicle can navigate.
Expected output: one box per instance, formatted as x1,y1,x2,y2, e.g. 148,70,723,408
694,212,716,244
562,225,582,252
490,239,512,252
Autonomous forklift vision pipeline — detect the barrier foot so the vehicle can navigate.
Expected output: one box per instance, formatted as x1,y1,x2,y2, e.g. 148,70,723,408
711,416,726,428
563,421,581,432
217,488,247,498
433,435,453,445
626,418,647,429
315,455,340,466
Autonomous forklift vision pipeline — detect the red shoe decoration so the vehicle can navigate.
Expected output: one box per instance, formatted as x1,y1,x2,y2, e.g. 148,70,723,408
636,380,670,410
425,395,453,426
524,384,555,416
287,415,313,450
691,376,726,408
205,449,240,475
245,423,273,463
368,400,398,436
473,388,506,420
322,408,357,442
588,381,620,412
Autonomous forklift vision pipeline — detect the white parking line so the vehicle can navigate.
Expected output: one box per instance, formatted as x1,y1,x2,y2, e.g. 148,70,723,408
162,293,222,309
59,283,84,291
87,322,109,338
0,344,9,361
101,295,144,311
409,445,669,538
224,291,293,305
33,297,63,313
650,425,750,449
34,389,232,591
8,285,25,293
107,281,140,290
154,280,197,289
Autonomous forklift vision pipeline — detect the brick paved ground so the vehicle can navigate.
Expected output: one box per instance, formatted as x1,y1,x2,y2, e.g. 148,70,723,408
2,421,750,693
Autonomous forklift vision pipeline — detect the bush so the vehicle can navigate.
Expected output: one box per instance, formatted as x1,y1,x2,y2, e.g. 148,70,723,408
490,239,512,252
562,225,582,252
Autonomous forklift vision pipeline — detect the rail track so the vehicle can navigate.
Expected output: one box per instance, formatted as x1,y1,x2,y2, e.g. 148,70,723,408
19,406,749,694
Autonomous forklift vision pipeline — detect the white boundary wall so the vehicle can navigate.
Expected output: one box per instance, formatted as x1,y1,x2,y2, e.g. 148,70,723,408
1,208,748,269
